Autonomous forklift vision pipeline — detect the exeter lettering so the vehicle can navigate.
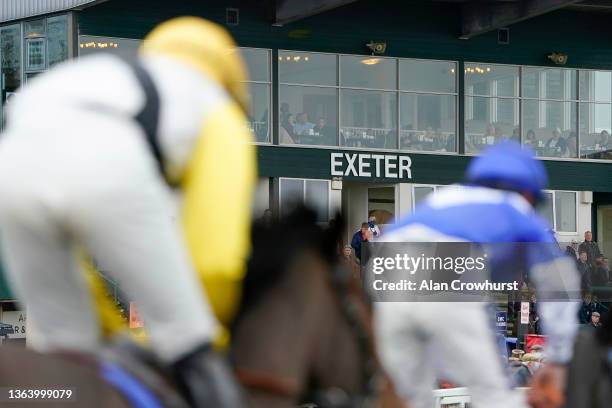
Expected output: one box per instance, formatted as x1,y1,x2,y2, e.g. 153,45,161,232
330,153,412,179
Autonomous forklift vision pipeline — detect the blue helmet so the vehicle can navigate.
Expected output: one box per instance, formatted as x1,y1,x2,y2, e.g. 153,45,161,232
466,141,548,200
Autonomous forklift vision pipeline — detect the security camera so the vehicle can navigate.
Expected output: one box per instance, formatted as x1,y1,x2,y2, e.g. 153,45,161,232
366,41,387,55
547,52,568,65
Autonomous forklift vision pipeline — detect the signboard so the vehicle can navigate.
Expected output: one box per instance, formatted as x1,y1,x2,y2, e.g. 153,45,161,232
520,302,530,325
1,311,26,339
495,311,507,334
129,302,144,329
330,152,412,179
526,334,546,352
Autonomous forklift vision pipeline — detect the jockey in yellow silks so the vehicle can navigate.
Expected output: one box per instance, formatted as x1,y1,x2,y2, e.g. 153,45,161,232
0,17,255,406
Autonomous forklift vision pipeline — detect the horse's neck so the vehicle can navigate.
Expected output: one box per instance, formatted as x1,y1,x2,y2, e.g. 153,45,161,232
232,252,343,389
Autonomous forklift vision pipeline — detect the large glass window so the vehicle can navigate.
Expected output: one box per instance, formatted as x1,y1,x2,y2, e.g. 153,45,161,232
400,93,455,152
465,64,520,154
21,16,71,77
279,178,330,222
521,67,577,159
1,25,21,105
465,64,519,97
522,100,577,158
523,67,576,100
279,51,337,146
400,60,457,153
555,191,577,232
47,15,68,68
279,51,335,86
279,50,457,151
536,191,577,233
241,48,271,143
400,59,456,94
579,70,612,160
341,89,397,149
340,55,396,90
538,192,555,228
279,84,337,146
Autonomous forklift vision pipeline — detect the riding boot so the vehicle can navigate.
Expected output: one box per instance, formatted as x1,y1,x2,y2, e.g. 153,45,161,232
172,344,248,408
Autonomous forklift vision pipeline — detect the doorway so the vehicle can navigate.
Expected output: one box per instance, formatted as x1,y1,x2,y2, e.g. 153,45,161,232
342,182,397,244
597,205,612,257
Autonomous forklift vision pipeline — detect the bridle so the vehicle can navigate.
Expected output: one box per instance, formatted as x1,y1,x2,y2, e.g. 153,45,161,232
235,259,382,407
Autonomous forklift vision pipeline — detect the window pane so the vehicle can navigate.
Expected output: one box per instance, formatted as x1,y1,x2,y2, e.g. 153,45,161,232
399,59,456,93
24,19,45,37
240,48,269,82
280,178,304,217
26,38,45,71
279,85,337,146
305,180,329,222
579,103,612,160
246,83,270,143
579,71,612,102
368,187,395,226
538,192,554,228
464,96,519,154
47,15,68,68
1,25,22,98
465,64,518,97
340,55,396,89
79,36,142,56
522,67,576,100
522,100,577,158
340,89,397,149
414,186,434,207
555,192,576,232
279,51,335,86
400,93,456,152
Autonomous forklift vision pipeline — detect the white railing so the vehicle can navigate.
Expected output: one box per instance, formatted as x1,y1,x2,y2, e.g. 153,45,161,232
433,387,529,408
433,388,471,408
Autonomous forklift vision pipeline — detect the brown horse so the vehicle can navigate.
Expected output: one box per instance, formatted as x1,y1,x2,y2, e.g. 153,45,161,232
231,206,405,407
0,207,406,408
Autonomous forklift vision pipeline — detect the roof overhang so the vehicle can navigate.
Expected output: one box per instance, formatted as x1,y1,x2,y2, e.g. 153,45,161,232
0,0,107,24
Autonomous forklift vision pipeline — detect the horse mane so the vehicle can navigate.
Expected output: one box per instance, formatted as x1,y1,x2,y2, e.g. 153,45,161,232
233,205,343,325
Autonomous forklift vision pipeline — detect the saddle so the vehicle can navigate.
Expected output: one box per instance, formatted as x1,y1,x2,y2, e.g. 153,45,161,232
53,337,190,408
99,337,190,408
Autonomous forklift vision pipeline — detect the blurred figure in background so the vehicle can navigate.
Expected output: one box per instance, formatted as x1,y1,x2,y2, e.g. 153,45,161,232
589,312,602,329
579,291,604,325
351,222,372,263
375,142,580,408
578,251,593,291
579,230,601,269
565,239,579,260
368,215,381,238
0,17,255,407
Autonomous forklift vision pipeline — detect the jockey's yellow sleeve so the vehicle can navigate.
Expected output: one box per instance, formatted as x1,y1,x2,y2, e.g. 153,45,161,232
181,101,256,341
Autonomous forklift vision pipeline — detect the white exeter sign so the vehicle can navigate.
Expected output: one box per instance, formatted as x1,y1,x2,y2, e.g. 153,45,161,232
330,152,412,179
